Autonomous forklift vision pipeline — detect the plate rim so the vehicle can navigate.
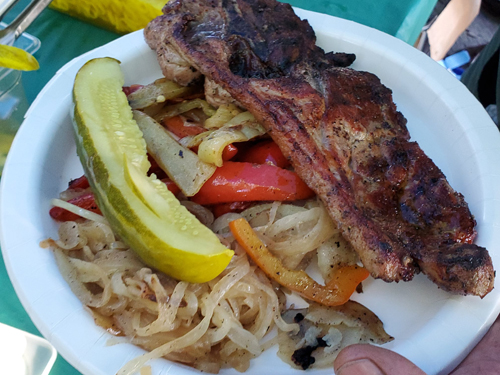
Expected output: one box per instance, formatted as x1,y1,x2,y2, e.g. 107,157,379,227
2,8,500,375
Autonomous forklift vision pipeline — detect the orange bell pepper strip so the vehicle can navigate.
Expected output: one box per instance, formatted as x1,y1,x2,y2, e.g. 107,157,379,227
229,217,369,306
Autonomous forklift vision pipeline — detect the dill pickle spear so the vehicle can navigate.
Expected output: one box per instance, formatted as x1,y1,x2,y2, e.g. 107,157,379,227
72,57,233,283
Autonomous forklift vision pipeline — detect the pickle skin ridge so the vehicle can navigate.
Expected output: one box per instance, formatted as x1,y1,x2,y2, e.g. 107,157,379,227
71,57,233,284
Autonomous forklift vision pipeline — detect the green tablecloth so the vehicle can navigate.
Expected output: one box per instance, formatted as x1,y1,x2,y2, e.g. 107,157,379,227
4,0,437,103
284,0,437,46
0,1,437,373
1,3,120,374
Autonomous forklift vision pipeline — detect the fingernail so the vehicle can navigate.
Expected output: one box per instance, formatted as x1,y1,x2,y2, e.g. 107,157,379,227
336,359,386,375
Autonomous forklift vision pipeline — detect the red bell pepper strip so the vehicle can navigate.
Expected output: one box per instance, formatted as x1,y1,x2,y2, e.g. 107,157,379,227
122,84,144,96
238,140,289,168
51,178,179,221
162,115,238,161
191,161,314,205
229,217,369,306
68,175,90,190
161,178,181,196
49,193,102,221
221,143,238,161
162,115,206,138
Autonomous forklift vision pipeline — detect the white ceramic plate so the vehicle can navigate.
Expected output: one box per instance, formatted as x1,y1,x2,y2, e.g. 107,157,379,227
2,8,500,375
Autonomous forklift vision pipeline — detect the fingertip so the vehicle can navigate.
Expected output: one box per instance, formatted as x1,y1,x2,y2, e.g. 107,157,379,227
334,344,426,375
335,358,385,375
334,344,374,373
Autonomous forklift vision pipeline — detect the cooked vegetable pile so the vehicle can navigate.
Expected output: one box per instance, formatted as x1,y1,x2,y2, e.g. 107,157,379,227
46,57,392,374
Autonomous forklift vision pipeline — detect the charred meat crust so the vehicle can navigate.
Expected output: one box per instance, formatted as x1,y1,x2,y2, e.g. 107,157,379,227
419,243,495,297
145,0,495,297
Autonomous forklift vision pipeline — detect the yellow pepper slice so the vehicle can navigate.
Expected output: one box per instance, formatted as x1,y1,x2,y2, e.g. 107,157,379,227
0,44,39,71
229,217,369,306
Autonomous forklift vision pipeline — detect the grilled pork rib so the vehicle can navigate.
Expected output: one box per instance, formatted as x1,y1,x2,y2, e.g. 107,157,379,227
144,0,495,297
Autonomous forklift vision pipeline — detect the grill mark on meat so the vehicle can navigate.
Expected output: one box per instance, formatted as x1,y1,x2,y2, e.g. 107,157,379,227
145,0,495,297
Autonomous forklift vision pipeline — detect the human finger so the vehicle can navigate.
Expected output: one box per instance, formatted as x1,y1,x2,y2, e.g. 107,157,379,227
333,344,426,375
451,314,500,375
